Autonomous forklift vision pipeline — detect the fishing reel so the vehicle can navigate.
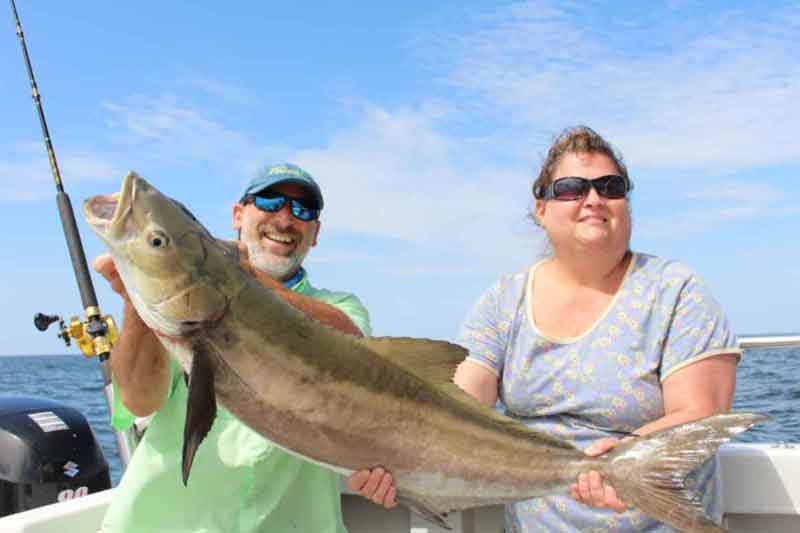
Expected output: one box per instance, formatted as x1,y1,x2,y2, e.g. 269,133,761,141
34,310,119,358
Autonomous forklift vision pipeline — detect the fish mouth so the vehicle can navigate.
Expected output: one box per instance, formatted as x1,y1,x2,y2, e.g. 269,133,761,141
82,171,137,240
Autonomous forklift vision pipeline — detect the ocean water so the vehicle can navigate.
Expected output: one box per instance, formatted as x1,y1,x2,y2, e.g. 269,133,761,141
1,347,798,486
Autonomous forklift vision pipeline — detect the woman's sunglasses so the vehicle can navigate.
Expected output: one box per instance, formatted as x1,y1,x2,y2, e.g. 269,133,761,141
534,175,633,201
248,194,320,221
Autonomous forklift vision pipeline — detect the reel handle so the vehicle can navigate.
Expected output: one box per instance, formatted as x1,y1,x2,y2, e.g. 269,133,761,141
33,312,61,332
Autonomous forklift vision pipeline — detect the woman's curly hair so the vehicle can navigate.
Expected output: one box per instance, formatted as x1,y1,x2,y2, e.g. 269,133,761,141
532,126,629,200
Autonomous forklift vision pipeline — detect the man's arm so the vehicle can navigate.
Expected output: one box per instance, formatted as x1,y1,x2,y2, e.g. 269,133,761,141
238,243,364,337
267,279,363,337
111,302,172,417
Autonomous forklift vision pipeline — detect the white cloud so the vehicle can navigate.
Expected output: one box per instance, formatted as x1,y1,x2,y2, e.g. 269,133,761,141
776,206,800,216
0,154,119,201
185,78,259,106
102,95,255,169
61,155,118,182
638,208,738,239
22,2,795,259
0,160,48,200
308,249,490,277
423,1,800,174
95,94,545,272
638,180,793,239
290,105,545,271
100,92,295,188
103,96,231,143
685,183,781,205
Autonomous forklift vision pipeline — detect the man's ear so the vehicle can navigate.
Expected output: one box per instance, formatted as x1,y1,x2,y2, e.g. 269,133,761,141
311,220,320,247
232,203,244,231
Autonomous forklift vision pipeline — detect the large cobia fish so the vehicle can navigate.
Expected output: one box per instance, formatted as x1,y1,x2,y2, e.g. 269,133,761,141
84,172,764,532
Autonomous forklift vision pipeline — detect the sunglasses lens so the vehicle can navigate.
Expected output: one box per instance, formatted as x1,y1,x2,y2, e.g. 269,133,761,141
254,195,286,212
548,175,629,200
552,178,589,200
290,200,319,221
599,175,628,199
255,195,318,221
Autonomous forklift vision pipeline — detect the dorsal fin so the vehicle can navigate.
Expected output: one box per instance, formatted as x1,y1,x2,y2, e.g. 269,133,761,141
360,336,467,386
360,336,576,450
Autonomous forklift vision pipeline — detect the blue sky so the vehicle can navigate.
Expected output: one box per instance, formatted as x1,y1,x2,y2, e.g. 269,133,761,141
1,1,798,356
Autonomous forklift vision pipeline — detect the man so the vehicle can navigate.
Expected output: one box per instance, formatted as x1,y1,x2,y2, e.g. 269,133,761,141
96,163,370,532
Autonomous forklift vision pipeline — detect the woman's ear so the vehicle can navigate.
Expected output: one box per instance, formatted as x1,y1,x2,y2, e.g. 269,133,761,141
534,199,546,228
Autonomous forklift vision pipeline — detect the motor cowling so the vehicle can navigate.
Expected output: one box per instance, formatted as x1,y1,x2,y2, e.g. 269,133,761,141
0,396,111,517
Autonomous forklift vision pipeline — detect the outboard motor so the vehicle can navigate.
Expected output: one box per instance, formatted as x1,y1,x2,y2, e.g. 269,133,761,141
0,396,111,517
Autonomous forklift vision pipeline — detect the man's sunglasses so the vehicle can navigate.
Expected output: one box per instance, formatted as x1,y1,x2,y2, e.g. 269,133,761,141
247,194,320,221
534,175,633,201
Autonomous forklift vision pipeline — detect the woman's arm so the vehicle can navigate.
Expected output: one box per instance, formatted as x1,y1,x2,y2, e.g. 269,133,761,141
638,353,737,432
454,359,500,407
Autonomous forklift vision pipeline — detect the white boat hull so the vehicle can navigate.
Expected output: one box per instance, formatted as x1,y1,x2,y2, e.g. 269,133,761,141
0,443,797,532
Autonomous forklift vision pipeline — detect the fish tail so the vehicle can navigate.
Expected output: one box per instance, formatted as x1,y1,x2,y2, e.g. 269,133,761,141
602,412,768,533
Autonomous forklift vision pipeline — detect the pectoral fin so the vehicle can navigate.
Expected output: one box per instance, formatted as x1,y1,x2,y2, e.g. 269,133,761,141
182,340,218,485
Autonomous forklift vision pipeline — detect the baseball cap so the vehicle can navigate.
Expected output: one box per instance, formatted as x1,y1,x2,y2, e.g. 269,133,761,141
240,163,324,210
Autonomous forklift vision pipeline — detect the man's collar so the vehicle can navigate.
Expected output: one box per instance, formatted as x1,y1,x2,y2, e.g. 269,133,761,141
282,267,306,289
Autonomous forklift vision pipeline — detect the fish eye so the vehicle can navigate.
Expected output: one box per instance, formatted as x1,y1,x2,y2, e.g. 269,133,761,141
148,230,170,249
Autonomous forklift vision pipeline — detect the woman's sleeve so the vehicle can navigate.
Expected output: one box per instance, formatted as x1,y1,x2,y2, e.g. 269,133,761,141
456,279,513,377
659,272,741,382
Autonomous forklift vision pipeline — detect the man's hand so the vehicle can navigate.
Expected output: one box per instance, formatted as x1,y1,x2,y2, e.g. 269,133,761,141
93,252,169,417
569,437,627,513
347,468,397,509
93,252,129,301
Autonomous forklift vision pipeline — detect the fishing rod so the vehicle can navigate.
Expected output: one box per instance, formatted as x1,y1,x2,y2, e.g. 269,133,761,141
10,0,136,467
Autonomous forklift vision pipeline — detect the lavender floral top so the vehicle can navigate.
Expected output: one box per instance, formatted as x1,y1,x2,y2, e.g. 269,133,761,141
457,252,740,532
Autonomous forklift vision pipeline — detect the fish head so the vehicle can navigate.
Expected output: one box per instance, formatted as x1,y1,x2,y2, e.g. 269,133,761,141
83,171,241,337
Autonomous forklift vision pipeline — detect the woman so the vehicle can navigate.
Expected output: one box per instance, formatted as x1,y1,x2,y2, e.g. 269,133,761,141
453,125,739,530
351,125,738,531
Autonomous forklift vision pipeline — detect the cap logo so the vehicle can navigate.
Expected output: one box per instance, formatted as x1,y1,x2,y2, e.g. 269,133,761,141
268,166,308,178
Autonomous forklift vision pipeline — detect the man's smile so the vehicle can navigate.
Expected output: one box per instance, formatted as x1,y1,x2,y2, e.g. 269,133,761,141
262,229,296,245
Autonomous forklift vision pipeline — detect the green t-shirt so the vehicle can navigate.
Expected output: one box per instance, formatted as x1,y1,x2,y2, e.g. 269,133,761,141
101,273,371,533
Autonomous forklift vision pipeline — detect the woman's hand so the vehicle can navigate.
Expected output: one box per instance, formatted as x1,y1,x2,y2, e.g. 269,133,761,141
570,437,627,513
347,468,397,509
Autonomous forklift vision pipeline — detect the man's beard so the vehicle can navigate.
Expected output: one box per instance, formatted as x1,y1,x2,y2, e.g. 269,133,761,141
243,234,308,280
